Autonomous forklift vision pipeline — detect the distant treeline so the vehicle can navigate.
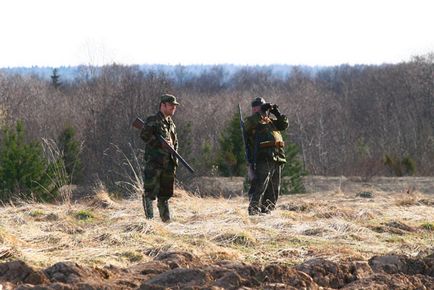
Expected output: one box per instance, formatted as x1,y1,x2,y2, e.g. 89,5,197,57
0,64,319,83
0,54,432,190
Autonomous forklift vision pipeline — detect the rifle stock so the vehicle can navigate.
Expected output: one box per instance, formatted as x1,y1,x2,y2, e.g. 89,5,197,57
132,117,145,130
132,117,195,174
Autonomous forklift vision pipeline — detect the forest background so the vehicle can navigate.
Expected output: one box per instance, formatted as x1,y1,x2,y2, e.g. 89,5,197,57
0,53,432,198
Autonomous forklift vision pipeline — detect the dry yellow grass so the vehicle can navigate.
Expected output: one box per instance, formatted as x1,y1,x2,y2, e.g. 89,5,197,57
0,186,433,269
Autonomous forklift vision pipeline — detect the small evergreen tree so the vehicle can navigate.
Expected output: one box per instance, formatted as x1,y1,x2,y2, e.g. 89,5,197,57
0,121,58,202
51,68,62,89
193,139,218,176
216,111,246,176
384,154,416,176
178,121,193,157
57,126,82,184
281,139,306,194
401,156,416,175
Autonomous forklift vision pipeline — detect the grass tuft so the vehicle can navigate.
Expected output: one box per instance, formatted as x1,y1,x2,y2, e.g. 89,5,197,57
119,250,143,262
213,230,257,247
421,222,434,231
29,209,45,217
74,209,95,221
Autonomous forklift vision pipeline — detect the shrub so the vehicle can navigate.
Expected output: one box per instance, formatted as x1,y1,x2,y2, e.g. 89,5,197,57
384,154,416,176
401,156,416,175
216,110,246,176
0,121,59,202
29,209,45,217
421,222,434,231
74,209,94,221
120,251,143,262
193,139,218,176
57,126,82,184
281,141,306,194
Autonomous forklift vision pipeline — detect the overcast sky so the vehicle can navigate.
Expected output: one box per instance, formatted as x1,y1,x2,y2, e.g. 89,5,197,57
0,0,433,68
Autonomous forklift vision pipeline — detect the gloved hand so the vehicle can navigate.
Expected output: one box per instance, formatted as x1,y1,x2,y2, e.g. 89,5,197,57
261,102,272,112
270,104,281,116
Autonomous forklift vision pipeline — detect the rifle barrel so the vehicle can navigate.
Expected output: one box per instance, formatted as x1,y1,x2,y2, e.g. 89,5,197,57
238,104,251,164
157,136,195,173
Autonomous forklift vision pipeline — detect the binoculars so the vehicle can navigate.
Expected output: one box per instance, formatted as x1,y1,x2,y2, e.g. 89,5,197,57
261,103,278,112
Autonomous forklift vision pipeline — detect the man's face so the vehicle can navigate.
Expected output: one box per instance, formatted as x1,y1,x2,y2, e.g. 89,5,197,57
252,106,261,114
161,102,177,117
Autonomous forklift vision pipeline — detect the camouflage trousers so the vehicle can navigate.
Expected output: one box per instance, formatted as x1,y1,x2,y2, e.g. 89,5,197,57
248,160,282,215
142,162,175,222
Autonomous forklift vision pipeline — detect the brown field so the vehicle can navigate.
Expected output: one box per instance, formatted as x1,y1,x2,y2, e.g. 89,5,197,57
0,177,433,289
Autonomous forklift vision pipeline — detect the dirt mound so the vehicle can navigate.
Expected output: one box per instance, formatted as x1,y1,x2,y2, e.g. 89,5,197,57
1,252,433,289
370,220,419,235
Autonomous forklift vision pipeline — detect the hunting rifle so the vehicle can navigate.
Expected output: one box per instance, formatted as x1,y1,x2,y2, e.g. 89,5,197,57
132,117,195,174
238,104,255,180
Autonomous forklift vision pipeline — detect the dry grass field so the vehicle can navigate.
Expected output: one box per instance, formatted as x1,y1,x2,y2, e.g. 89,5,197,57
0,179,433,289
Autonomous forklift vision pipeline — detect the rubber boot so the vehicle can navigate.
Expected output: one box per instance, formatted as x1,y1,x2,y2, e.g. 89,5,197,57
248,200,262,215
248,194,262,215
261,199,274,214
157,199,171,222
142,195,154,219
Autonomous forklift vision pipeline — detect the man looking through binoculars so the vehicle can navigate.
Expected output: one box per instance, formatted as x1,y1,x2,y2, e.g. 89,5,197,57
244,97,289,215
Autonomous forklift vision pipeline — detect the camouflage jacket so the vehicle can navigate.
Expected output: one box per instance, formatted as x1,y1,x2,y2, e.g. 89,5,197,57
140,112,178,168
245,112,288,164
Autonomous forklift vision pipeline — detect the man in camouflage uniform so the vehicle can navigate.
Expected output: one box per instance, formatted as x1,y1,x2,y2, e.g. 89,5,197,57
245,97,288,215
140,94,179,222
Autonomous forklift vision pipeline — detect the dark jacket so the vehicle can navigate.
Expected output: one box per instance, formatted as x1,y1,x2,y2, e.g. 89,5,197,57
140,112,178,169
245,112,288,164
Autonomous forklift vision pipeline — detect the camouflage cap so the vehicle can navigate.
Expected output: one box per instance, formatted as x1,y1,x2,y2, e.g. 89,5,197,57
251,97,266,107
160,94,179,105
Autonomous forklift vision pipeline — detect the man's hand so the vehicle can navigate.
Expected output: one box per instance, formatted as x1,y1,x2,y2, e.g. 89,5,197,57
270,104,281,117
162,138,174,150
261,103,272,112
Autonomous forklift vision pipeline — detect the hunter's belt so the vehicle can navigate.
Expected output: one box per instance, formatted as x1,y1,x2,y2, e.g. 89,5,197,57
259,140,285,148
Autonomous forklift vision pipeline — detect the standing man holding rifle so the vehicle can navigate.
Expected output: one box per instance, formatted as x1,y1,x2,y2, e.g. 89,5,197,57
133,93,193,222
